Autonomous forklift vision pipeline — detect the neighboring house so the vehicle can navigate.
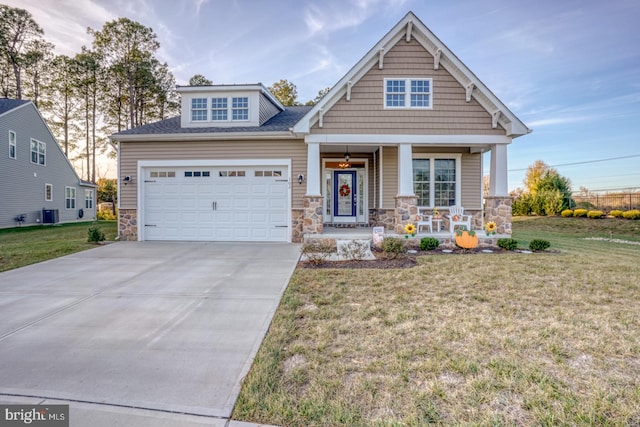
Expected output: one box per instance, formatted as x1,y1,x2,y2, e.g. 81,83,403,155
111,12,530,243
0,99,96,228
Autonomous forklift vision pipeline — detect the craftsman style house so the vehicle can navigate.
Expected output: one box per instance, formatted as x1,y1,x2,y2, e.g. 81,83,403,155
111,12,530,242
0,99,96,228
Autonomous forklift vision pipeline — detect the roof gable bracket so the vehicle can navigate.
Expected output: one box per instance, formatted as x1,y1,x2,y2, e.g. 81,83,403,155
433,48,442,70
465,82,475,102
318,108,324,128
378,48,385,70
405,20,413,42
492,110,502,128
346,81,352,101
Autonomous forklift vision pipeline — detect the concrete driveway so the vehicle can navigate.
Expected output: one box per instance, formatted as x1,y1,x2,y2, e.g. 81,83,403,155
0,242,300,426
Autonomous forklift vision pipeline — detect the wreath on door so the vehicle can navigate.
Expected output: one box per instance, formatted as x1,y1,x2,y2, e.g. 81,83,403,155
339,184,351,197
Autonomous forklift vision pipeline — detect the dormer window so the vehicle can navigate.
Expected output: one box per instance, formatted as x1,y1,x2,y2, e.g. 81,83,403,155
384,78,432,109
211,98,228,121
232,97,249,121
191,98,208,121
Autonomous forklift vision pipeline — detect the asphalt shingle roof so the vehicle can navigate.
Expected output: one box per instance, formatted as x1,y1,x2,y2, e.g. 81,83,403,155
114,105,312,136
0,98,30,115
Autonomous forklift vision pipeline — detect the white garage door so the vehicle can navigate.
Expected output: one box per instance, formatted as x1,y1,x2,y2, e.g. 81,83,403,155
142,165,289,241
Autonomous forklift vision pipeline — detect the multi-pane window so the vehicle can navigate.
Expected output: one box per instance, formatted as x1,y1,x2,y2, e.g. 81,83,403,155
30,139,45,165
232,97,249,120
65,187,76,209
385,78,432,108
211,98,227,121
9,130,16,159
45,183,52,201
385,80,405,107
434,159,456,206
412,158,457,207
412,159,430,206
191,98,208,121
85,189,94,209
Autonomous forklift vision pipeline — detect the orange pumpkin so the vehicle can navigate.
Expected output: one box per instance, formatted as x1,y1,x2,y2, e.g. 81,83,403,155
455,229,478,249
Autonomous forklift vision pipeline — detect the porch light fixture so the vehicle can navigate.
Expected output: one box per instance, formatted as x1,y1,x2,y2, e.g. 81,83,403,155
344,146,350,162
297,174,304,184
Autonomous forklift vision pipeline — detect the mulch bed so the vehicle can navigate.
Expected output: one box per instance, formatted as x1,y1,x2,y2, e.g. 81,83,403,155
298,247,528,269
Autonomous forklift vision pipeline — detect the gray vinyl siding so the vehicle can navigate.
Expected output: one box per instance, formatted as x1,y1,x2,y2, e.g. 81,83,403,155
0,103,96,228
258,94,281,125
119,138,307,209
311,39,505,135
461,153,482,209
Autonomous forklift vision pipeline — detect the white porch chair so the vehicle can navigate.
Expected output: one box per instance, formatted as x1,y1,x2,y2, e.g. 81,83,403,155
447,206,472,233
416,208,432,233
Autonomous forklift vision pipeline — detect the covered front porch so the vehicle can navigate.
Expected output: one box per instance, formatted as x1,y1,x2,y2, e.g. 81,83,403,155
300,137,513,241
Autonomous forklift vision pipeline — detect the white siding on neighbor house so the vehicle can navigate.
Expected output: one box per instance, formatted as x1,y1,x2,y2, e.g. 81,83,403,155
119,139,308,210
0,103,96,228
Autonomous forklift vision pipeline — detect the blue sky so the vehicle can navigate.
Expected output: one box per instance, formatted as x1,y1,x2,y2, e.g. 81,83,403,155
9,0,640,192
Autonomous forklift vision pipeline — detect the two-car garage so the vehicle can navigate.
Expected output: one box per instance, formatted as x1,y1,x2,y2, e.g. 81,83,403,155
139,161,291,242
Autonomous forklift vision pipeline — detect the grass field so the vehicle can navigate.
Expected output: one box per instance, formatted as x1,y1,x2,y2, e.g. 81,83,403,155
233,216,640,426
0,221,118,272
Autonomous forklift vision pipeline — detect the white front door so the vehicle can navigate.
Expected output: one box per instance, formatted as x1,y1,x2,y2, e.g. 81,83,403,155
142,165,289,241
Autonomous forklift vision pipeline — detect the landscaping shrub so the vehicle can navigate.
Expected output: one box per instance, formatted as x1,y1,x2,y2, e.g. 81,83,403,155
573,209,588,217
338,240,370,261
529,239,551,251
587,210,604,219
301,242,334,265
497,238,519,251
97,210,117,221
381,237,406,258
543,190,565,216
561,209,573,217
419,237,439,251
622,209,640,220
87,226,106,243
609,210,624,218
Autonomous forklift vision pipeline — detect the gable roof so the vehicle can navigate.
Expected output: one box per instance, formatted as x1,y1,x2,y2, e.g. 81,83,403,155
0,98,30,116
111,106,311,141
293,11,531,138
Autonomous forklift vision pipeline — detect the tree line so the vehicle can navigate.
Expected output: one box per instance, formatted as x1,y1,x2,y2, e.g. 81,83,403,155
0,4,179,183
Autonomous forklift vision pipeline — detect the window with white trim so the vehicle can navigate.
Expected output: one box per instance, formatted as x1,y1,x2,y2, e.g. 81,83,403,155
211,97,227,121
30,139,45,165
191,98,208,121
45,183,52,201
9,130,16,159
85,189,94,209
412,157,458,207
385,78,432,109
65,186,76,209
232,97,249,120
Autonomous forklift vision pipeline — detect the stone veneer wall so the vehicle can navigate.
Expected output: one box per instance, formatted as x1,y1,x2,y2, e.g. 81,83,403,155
291,209,304,243
119,209,137,241
368,209,395,230
394,196,418,234
484,196,513,234
302,196,323,235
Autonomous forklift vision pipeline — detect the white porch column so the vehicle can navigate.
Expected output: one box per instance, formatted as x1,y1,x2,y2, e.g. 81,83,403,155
489,144,509,197
398,143,414,196
305,142,321,196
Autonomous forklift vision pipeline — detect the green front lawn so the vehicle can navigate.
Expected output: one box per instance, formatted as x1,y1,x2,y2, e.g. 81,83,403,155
0,221,118,272
233,216,640,426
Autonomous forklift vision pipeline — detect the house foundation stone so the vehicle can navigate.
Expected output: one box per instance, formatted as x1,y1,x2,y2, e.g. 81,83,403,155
118,209,138,241
484,196,512,234
394,196,418,234
302,196,323,235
